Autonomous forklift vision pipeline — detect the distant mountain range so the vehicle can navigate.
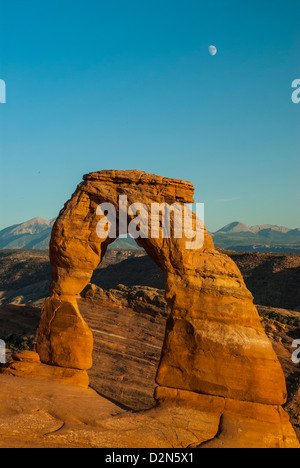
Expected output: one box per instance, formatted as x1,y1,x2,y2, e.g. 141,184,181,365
0,218,299,253
212,221,300,253
0,218,56,250
0,218,138,250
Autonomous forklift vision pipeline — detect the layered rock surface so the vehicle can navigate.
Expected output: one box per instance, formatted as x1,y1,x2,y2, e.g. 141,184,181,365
0,374,298,448
2,170,299,448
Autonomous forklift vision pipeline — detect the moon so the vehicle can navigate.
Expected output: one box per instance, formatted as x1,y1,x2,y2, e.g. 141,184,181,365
208,45,217,56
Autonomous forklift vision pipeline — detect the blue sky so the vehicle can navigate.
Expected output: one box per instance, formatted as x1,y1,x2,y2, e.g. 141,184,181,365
0,0,299,232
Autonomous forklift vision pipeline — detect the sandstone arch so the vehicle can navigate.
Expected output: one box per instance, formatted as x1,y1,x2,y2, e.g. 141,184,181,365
3,170,299,447
35,170,287,405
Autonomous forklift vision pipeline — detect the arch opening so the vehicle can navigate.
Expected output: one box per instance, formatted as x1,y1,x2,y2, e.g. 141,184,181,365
79,238,167,409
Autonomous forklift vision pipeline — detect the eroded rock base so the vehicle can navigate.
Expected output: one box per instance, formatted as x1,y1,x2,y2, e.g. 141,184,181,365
155,387,300,448
1,351,89,388
0,375,298,448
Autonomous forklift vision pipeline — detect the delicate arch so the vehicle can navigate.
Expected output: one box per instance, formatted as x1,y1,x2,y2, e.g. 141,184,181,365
36,170,287,406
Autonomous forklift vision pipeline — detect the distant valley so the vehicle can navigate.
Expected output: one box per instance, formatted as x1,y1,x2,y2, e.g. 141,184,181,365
0,247,299,311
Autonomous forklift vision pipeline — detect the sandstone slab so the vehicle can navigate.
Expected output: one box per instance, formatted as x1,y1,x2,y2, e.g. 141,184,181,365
0,375,298,448
1,351,89,387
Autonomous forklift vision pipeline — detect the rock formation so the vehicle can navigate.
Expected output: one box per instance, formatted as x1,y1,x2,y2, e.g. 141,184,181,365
2,170,299,448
